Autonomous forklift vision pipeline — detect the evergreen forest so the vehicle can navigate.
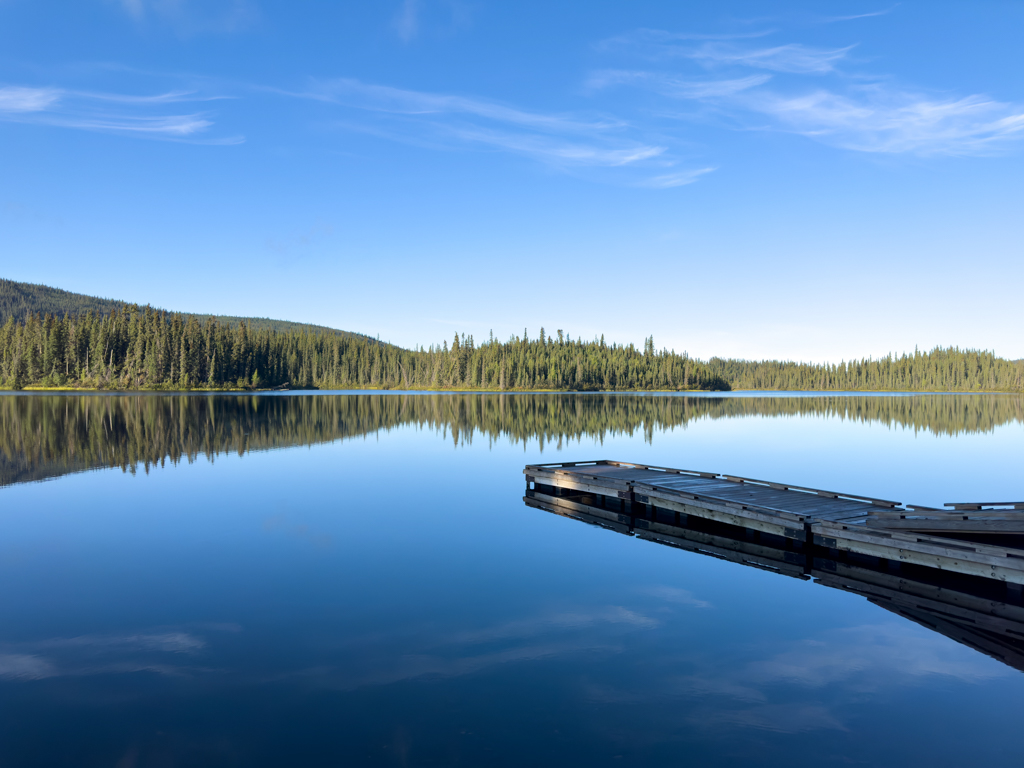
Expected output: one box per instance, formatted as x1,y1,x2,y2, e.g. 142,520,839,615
0,306,728,391
0,282,1021,393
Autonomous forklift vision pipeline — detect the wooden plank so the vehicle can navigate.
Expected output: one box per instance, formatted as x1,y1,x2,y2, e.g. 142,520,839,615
553,460,718,478
812,524,1024,583
525,460,609,470
598,461,718,478
871,510,1024,521
866,519,1024,533
658,480,875,518
755,495,855,513
639,485,808,523
530,474,634,499
720,474,901,507
816,521,1024,561
638,493,807,539
528,473,630,495
646,478,746,493
946,502,1024,510
527,461,1024,585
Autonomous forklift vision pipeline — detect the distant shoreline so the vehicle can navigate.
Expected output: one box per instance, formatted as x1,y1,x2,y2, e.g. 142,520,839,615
3,386,1021,396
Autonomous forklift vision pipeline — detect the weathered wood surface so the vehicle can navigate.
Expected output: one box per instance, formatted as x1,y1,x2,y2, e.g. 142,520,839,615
526,460,890,526
813,520,1024,584
525,459,1024,585
868,509,1024,533
945,502,1024,510
866,518,1024,534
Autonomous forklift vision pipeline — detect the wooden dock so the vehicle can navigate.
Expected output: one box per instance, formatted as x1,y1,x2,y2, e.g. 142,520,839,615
524,460,1024,586
522,476,1024,674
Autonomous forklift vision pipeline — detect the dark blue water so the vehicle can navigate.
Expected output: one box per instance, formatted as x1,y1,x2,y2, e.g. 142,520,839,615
1,393,1023,766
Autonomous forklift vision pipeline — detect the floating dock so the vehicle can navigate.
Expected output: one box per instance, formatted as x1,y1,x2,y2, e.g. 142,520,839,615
522,473,1024,674
524,460,1024,586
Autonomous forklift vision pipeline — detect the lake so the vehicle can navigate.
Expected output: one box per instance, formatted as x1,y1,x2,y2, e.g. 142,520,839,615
1,391,1023,767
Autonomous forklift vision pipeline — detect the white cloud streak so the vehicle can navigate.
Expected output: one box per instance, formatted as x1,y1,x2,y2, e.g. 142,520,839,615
822,6,899,23
394,0,419,42
307,78,625,133
686,43,853,74
588,70,771,99
0,86,61,112
116,0,259,34
599,28,776,53
0,84,240,142
286,77,715,181
638,167,716,189
594,29,1024,156
600,30,851,74
0,653,58,680
751,87,1024,155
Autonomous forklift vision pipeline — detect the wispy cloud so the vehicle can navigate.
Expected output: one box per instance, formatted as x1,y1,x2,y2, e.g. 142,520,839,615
605,30,852,75
686,43,853,74
640,585,713,606
32,631,206,653
304,78,624,134
0,653,57,680
821,5,899,23
637,167,716,189
447,606,659,646
0,84,241,143
598,28,776,54
394,0,419,42
116,0,259,34
593,28,1024,156
745,623,1008,686
588,70,771,99
0,627,218,681
0,86,61,112
750,86,1024,155
282,77,715,182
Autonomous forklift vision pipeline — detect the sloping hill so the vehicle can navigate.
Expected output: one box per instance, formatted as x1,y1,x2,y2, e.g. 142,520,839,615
0,278,374,340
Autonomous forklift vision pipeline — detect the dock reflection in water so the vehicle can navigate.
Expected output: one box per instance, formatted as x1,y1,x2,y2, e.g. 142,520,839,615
524,485,1024,675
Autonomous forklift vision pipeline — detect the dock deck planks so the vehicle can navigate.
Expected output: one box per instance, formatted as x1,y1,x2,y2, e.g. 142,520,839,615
524,460,1024,585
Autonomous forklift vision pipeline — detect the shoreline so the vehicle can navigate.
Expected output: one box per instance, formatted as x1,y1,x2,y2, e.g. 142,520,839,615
2,386,1022,395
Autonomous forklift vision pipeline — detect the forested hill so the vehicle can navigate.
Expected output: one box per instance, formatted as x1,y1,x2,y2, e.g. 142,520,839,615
0,279,1021,392
0,278,370,340
707,349,1024,392
0,306,730,391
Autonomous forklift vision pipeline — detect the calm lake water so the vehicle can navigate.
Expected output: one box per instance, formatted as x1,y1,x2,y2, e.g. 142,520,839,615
1,392,1023,767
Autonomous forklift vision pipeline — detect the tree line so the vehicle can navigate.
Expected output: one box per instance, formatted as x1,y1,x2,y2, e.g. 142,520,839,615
0,307,729,391
0,306,1021,393
4,392,1022,488
708,348,1024,392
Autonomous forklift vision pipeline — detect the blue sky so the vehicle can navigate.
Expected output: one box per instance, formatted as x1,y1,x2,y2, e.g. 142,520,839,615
1,1,1022,362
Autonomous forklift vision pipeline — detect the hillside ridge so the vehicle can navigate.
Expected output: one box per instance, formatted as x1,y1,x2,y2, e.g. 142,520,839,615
0,278,374,342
